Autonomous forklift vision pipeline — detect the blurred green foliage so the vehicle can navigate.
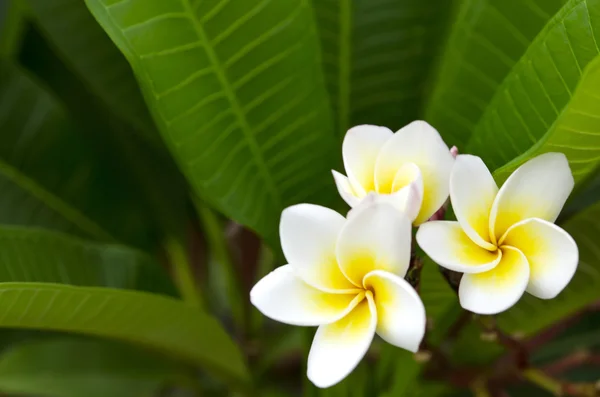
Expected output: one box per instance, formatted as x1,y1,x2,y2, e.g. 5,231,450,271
0,0,597,396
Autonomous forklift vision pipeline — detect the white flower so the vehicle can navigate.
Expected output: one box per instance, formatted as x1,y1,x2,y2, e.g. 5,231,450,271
416,153,578,315
250,202,426,388
332,120,455,224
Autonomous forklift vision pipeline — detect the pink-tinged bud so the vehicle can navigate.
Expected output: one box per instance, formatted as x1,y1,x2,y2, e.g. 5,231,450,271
450,146,459,158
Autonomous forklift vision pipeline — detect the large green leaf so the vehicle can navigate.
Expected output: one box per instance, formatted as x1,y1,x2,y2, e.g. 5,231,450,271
0,337,188,397
84,0,338,240
496,200,600,335
25,0,159,145
311,0,454,134
0,282,249,387
0,58,158,247
0,226,175,295
468,0,600,182
493,55,600,183
425,0,567,147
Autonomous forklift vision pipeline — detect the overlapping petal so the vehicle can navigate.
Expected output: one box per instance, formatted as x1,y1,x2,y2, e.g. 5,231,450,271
250,265,363,326
280,204,356,292
501,218,578,299
337,202,411,286
489,153,574,242
459,246,529,315
416,221,501,273
342,125,393,195
332,170,361,208
307,293,377,388
363,270,425,352
374,121,454,224
450,155,497,250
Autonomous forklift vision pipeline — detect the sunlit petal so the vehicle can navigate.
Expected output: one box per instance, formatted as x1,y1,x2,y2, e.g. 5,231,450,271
250,265,363,326
450,155,497,250
363,270,425,352
280,204,356,292
374,120,454,224
342,125,393,195
307,292,376,388
501,218,578,299
489,153,574,243
337,202,411,286
416,221,501,273
459,246,529,315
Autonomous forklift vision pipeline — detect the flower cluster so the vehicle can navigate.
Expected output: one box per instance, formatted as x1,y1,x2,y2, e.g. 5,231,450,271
250,121,578,388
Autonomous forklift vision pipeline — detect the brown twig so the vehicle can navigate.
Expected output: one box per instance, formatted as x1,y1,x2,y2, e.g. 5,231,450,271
542,351,600,376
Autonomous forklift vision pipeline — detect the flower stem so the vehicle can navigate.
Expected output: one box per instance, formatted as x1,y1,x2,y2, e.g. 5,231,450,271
166,237,204,309
522,369,562,396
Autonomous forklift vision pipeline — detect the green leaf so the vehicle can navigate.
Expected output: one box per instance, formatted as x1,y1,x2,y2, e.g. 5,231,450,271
493,55,600,184
0,337,188,397
468,0,600,182
0,282,250,387
84,0,338,241
0,58,158,247
425,0,567,147
418,257,459,344
0,226,176,295
25,0,159,144
0,0,28,58
311,0,454,134
496,200,600,335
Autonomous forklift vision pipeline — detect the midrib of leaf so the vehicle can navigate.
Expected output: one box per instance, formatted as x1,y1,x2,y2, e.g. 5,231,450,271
338,0,351,134
181,0,281,210
0,159,115,242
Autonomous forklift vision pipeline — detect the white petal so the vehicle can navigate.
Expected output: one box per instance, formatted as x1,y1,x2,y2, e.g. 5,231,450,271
363,270,425,352
307,292,377,388
489,152,574,243
332,170,361,208
416,221,501,273
337,202,411,286
459,246,529,315
501,218,578,299
250,265,363,326
387,163,424,223
374,120,454,224
450,155,497,250
342,125,393,196
280,204,356,292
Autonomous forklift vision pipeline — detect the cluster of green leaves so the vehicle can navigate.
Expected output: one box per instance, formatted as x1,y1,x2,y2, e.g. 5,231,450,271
0,0,599,396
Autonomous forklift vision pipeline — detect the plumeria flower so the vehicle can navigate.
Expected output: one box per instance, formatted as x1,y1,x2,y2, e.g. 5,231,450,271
417,153,578,315
250,202,426,388
332,120,455,224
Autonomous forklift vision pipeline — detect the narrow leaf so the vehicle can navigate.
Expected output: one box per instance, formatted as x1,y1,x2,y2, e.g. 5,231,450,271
0,226,176,295
0,58,158,246
0,338,187,397
0,282,250,387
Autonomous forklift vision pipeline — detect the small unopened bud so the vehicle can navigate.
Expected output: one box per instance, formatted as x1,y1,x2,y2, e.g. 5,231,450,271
450,146,459,158
414,350,432,363
480,330,498,342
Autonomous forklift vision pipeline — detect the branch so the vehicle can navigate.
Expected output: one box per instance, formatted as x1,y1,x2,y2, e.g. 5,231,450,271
542,351,600,376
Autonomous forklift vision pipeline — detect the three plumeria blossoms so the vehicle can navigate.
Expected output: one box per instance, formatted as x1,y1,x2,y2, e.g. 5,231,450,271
250,121,579,388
